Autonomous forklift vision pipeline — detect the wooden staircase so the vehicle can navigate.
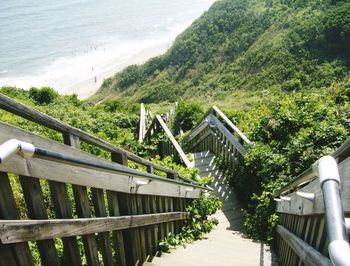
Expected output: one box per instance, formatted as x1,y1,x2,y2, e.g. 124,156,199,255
145,151,275,266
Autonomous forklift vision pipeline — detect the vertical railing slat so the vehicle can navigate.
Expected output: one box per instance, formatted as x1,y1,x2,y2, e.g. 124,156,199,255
63,133,99,266
49,180,82,265
19,175,59,266
0,172,34,266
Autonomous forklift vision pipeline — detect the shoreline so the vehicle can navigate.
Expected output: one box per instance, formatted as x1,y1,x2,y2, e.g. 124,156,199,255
57,41,172,99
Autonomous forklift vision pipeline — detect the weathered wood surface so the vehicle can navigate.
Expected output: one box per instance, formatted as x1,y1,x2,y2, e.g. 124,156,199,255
145,151,273,266
155,115,192,168
64,133,100,266
207,114,246,156
49,180,82,265
212,106,253,147
276,225,331,266
0,124,202,198
19,175,60,266
188,119,209,141
0,212,189,244
0,172,34,266
276,155,350,215
139,103,146,143
0,94,189,180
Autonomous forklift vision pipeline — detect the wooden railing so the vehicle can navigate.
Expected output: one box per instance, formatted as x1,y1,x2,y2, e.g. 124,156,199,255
186,106,253,166
0,94,191,182
0,94,209,266
145,115,192,169
274,141,350,266
138,103,147,143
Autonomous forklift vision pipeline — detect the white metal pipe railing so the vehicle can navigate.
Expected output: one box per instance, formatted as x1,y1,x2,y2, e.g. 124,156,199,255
0,139,212,191
313,156,350,266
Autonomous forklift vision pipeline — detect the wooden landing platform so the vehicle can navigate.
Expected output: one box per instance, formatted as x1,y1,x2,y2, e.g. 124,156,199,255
145,151,276,266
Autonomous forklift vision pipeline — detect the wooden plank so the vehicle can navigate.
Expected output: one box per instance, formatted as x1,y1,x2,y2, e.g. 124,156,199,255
143,195,154,261
0,172,34,266
164,197,170,237
150,195,159,256
169,198,175,235
118,193,138,266
158,197,166,243
187,119,209,141
0,242,17,266
19,175,59,266
0,213,189,244
64,133,99,266
49,181,82,265
212,106,253,147
91,188,114,266
276,225,332,266
0,120,187,184
0,153,202,199
106,190,127,266
136,195,147,264
139,103,146,143
208,114,246,156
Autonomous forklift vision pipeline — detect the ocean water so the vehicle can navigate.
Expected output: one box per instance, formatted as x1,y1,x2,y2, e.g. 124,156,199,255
0,0,214,96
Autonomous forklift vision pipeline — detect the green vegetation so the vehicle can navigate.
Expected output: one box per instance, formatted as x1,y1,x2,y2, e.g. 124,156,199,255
0,87,221,263
216,83,350,241
0,86,141,157
92,0,350,111
173,101,204,134
159,194,221,252
90,0,349,242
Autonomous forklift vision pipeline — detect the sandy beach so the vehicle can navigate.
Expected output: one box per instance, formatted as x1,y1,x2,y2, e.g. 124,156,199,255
60,41,170,99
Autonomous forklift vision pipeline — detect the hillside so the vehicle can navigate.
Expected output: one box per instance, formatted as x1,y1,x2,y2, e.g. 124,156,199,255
91,0,350,109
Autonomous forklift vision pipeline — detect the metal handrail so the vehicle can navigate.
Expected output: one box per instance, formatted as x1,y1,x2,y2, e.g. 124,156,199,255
0,139,212,191
0,93,190,181
275,145,350,266
274,140,350,197
314,156,350,266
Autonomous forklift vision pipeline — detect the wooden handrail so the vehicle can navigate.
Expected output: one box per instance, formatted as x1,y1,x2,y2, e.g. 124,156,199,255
0,95,206,266
0,122,208,195
0,212,189,244
138,103,146,143
187,106,252,149
274,140,350,197
0,93,187,181
212,106,254,147
155,115,193,168
275,142,350,265
276,225,332,266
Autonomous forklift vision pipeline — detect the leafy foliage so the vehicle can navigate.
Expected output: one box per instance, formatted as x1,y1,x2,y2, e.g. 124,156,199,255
173,101,204,134
159,194,221,252
216,85,349,241
29,87,59,105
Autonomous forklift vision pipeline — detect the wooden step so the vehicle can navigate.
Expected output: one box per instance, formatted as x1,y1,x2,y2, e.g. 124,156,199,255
144,151,275,266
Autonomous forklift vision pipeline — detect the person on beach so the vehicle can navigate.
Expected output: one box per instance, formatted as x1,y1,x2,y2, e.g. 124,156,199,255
94,76,97,83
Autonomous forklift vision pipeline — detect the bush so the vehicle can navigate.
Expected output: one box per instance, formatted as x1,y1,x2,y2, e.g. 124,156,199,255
29,87,58,105
159,194,221,252
216,85,350,242
173,101,204,134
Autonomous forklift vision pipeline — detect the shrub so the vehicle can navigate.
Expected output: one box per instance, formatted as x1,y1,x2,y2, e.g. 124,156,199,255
29,87,58,105
173,101,204,134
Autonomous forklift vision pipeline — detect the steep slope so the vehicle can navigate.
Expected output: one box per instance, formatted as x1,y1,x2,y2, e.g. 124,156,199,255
91,0,350,108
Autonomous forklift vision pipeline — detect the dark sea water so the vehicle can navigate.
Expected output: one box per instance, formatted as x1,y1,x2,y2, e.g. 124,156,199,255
0,0,214,95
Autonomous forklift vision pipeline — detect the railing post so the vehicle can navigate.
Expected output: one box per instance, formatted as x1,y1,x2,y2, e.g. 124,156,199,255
0,172,34,266
63,133,99,266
